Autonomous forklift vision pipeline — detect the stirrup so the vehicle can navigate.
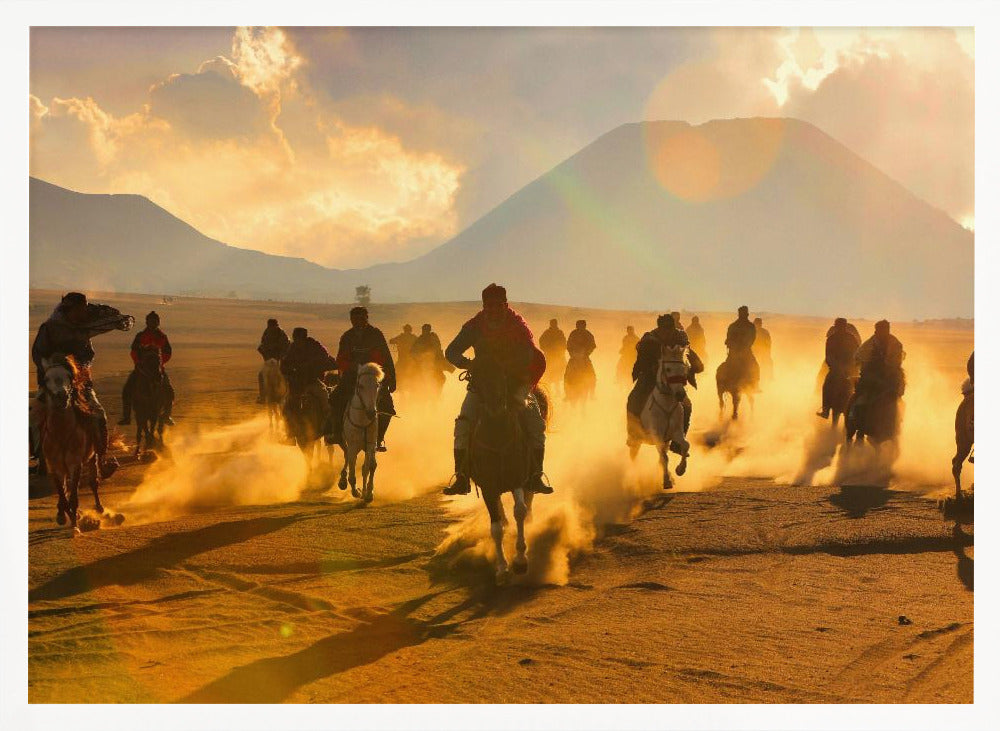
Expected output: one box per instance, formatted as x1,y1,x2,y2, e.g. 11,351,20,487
443,473,471,496
528,472,553,495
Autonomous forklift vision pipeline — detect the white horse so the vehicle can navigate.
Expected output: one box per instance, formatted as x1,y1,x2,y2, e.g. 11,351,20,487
628,344,691,489
260,358,287,434
338,363,383,503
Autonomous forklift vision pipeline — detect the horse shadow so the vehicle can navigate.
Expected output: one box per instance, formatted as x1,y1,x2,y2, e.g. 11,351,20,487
28,510,340,603
179,581,532,703
827,484,894,519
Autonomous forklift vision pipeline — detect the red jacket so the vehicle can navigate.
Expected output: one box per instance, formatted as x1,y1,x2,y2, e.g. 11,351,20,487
445,308,546,387
130,328,172,367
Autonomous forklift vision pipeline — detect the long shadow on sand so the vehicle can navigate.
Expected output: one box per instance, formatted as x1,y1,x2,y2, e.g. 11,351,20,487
953,523,974,592
29,509,347,603
180,586,501,703
827,484,894,519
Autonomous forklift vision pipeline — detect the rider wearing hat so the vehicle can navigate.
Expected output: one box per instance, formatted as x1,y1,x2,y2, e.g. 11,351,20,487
119,310,176,426
31,292,128,478
627,314,704,439
724,305,760,390
257,318,290,403
817,317,860,418
443,283,551,496
328,307,396,451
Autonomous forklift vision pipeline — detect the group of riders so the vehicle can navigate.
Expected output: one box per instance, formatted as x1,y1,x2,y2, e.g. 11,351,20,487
32,286,962,499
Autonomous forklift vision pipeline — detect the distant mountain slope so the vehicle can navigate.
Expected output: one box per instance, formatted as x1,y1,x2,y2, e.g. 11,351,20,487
30,117,973,318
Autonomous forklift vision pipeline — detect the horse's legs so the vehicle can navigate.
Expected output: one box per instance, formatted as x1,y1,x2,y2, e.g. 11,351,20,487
511,487,529,575
67,466,81,527
732,391,741,421
53,473,68,525
953,437,972,500
347,445,360,498
487,494,509,583
88,456,103,514
659,445,673,490
362,443,377,503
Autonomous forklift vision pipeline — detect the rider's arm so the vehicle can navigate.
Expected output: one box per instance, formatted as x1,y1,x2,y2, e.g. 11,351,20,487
376,331,397,391
129,332,141,365
445,326,476,370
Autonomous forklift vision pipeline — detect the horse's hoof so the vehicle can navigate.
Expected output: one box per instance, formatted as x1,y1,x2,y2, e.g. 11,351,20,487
338,477,348,491
512,556,528,575
56,511,67,526
663,480,674,491
495,568,510,586
363,491,374,504
350,486,361,499
676,460,688,477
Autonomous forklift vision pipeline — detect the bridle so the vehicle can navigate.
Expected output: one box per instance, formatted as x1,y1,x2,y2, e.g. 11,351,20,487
346,369,380,431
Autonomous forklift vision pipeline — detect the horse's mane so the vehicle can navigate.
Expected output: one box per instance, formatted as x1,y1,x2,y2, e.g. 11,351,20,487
358,362,384,380
34,354,91,438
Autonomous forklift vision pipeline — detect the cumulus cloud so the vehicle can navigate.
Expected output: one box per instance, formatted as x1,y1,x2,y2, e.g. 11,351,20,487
30,26,465,268
29,26,973,269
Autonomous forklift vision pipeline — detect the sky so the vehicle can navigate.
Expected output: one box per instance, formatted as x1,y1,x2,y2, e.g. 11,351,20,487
29,26,974,270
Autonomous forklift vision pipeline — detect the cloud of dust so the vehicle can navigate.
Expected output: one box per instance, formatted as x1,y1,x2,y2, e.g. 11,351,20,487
120,416,308,524
431,323,971,584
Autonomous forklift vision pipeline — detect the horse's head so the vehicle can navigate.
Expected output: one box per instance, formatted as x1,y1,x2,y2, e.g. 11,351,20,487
85,303,134,335
657,345,689,399
40,354,79,410
355,363,384,419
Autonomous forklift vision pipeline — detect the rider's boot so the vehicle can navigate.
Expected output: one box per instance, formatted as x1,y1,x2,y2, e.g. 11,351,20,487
117,391,131,425
443,449,472,495
96,416,119,479
376,415,389,452
527,447,553,495
163,403,176,427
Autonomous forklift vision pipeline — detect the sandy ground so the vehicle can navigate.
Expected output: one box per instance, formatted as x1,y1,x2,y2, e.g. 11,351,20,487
27,290,973,703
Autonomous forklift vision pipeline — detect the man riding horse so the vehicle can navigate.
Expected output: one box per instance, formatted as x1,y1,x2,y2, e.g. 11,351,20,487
539,318,567,390
410,323,453,389
616,325,639,384
443,283,552,496
686,315,707,363
724,305,760,389
850,320,906,416
817,317,860,419
257,318,290,403
31,292,132,479
627,314,704,440
565,319,597,401
327,307,397,452
281,327,337,425
389,324,418,390
119,311,175,426
753,317,773,381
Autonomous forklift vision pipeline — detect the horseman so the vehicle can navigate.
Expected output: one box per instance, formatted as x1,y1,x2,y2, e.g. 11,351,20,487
410,323,453,383
31,292,129,479
627,314,704,438
855,320,905,396
817,317,860,418
389,324,418,389
616,325,639,384
256,318,290,403
567,320,597,360
118,311,175,427
687,316,707,363
670,312,684,331
281,326,337,422
442,283,551,496
539,318,567,386
328,307,396,451
753,317,773,381
724,305,760,389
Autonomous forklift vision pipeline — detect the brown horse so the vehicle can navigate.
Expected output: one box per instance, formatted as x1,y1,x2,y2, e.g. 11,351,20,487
716,351,759,420
821,364,855,427
952,380,974,499
564,355,596,410
34,355,105,528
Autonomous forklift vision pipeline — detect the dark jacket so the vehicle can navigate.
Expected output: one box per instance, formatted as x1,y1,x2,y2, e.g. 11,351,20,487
825,326,859,372
336,325,396,392
567,329,597,359
131,328,172,368
725,317,756,353
539,326,567,355
258,325,290,360
446,308,546,388
389,331,418,362
281,336,337,389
